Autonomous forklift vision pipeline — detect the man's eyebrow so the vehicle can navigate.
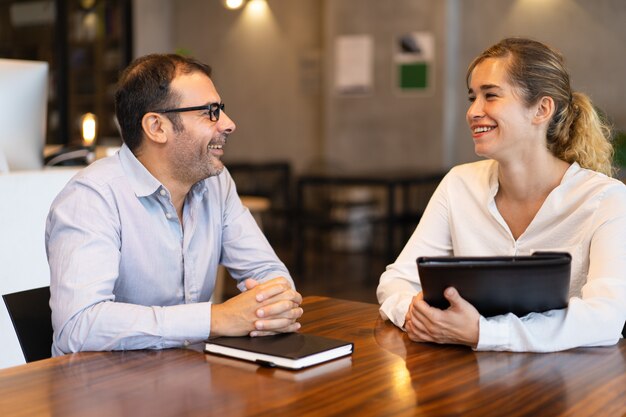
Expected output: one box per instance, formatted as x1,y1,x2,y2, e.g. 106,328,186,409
468,84,503,94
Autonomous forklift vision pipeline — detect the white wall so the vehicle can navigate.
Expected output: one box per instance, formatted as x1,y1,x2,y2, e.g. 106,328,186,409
171,0,322,174
133,0,174,57
322,0,448,173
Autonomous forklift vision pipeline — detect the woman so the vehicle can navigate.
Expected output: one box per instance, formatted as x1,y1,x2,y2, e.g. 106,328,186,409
377,37,626,352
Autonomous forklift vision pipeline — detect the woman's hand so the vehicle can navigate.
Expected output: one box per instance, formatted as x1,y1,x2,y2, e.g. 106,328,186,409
404,288,480,348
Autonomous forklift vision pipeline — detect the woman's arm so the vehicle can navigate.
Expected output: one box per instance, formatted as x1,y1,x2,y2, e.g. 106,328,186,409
377,173,454,328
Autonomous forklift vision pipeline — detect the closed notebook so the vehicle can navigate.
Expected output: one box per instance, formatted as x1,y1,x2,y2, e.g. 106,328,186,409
204,333,353,370
417,251,571,317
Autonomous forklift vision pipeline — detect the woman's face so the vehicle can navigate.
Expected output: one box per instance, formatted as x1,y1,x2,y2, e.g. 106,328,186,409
466,57,538,161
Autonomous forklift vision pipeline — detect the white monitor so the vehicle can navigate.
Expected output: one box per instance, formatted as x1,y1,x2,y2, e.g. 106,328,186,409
0,58,48,171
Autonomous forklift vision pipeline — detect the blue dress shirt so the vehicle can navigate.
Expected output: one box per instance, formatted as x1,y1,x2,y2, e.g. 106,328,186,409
46,144,292,355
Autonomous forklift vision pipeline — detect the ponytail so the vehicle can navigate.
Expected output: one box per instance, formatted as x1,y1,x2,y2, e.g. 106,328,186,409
547,92,614,177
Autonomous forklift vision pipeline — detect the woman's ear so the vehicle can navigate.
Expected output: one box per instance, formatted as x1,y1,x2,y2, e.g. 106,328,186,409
533,96,555,125
141,112,168,145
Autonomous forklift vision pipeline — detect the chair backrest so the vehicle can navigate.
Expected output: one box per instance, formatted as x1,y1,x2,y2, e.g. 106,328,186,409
2,286,52,362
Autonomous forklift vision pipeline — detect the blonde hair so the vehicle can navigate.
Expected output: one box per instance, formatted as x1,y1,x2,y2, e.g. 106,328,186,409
466,38,614,176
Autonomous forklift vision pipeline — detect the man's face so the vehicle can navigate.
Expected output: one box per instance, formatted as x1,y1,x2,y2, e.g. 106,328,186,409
166,72,236,184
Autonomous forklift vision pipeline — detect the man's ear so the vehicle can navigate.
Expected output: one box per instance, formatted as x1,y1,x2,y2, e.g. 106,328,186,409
141,112,169,145
533,96,555,125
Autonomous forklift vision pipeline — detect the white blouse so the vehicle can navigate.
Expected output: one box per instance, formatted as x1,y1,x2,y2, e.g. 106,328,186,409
377,159,626,352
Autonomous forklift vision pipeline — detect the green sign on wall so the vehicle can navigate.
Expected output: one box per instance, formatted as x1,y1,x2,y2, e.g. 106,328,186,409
399,62,428,89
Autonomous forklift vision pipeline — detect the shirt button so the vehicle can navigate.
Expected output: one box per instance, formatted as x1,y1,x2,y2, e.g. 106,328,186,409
165,212,172,219
160,189,167,196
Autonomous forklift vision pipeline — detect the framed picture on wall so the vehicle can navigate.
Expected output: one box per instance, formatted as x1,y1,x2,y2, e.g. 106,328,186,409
393,31,434,96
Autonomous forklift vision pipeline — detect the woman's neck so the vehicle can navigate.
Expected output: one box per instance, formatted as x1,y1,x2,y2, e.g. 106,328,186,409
492,151,570,240
496,151,570,202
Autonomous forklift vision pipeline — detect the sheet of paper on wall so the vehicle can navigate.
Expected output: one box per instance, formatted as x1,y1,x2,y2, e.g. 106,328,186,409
334,35,373,95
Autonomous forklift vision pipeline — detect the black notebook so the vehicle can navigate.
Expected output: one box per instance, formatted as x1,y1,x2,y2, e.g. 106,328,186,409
204,333,353,370
417,252,571,317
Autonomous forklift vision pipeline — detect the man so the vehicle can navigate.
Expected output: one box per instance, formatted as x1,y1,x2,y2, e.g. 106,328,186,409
46,54,302,355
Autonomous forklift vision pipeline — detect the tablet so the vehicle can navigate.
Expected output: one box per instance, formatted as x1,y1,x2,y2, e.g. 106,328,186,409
417,252,571,317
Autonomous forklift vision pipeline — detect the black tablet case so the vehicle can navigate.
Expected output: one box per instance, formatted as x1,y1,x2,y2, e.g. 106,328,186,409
417,252,571,317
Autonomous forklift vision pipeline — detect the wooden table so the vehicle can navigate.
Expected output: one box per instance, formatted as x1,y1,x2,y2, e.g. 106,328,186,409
0,296,624,416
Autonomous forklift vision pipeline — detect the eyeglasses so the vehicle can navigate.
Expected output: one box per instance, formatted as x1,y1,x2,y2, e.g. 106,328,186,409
151,102,225,122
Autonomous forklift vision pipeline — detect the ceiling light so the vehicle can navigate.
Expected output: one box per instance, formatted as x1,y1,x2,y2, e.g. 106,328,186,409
224,0,245,10
247,0,267,13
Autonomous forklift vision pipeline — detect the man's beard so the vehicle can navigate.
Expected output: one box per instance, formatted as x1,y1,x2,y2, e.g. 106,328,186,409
170,131,226,185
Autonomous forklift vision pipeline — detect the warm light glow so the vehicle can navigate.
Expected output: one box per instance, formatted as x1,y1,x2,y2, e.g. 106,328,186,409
81,113,97,146
247,0,268,14
80,0,96,9
225,0,245,9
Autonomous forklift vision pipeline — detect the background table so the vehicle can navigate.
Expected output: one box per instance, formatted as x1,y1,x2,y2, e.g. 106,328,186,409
294,170,446,274
0,296,624,416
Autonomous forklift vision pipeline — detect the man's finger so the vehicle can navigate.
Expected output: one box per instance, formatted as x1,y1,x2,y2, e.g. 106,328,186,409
254,282,293,302
250,321,301,337
257,300,302,318
244,278,259,291
253,316,302,332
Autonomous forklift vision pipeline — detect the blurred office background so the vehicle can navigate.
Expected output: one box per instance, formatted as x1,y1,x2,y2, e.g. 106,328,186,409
2,0,625,302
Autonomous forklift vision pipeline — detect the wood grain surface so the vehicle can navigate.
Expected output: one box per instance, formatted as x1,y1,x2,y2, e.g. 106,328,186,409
0,296,624,416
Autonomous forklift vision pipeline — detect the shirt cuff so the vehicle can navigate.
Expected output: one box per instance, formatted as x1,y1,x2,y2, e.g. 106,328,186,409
475,315,511,351
160,302,212,343
380,293,413,329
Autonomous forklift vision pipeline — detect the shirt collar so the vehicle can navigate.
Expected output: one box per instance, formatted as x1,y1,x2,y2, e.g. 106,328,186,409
561,161,580,181
488,160,499,199
119,144,163,198
488,160,581,198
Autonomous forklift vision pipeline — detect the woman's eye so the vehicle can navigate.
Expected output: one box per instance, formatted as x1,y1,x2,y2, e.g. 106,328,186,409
485,93,497,99
468,96,476,102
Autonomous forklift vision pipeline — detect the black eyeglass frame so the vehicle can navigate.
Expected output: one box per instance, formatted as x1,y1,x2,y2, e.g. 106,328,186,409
150,102,225,122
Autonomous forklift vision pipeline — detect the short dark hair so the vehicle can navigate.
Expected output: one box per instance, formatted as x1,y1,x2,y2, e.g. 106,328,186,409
114,54,212,152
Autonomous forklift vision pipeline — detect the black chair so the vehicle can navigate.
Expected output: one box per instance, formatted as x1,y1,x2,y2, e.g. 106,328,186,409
2,286,52,362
